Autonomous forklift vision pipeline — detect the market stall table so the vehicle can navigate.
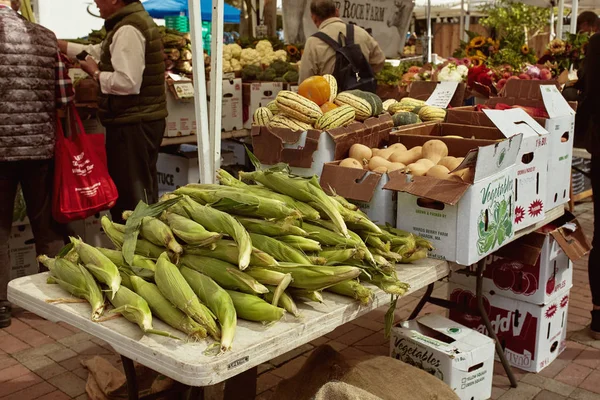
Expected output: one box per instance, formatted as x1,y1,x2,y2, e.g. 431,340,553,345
570,147,593,212
7,258,449,400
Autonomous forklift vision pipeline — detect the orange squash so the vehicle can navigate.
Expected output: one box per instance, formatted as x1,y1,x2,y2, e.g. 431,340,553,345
320,101,338,113
298,76,331,106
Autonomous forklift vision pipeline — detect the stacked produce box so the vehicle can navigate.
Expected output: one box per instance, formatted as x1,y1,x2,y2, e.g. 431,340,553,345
447,213,590,372
38,168,433,350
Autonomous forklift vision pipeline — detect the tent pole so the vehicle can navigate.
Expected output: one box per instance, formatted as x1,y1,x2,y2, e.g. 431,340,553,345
209,0,225,174
188,0,213,184
459,0,465,42
570,0,578,34
464,0,470,36
557,0,564,40
426,0,432,63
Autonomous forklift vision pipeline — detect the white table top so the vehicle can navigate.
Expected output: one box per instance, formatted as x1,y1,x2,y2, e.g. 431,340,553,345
7,258,449,387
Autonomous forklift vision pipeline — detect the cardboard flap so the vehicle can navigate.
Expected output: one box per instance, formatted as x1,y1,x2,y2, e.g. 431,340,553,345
482,109,548,138
539,84,577,118
549,215,592,262
320,162,382,202
251,126,321,168
500,79,558,100
473,134,522,181
383,170,470,205
494,233,546,266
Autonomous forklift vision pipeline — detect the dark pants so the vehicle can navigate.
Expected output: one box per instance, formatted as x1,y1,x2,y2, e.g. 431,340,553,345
105,119,165,224
0,159,66,300
591,155,600,307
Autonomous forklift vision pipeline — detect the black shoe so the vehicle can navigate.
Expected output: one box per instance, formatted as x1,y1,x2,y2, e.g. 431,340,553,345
0,301,11,328
592,309,600,340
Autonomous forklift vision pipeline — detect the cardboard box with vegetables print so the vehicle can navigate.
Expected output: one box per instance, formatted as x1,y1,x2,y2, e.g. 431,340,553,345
384,133,523,265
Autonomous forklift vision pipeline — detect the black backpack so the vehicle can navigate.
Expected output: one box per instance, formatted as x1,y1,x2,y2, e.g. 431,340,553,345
312,23,377,93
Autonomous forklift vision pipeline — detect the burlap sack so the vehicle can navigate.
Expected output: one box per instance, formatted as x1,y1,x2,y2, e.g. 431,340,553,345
314,382,383,400
274,345,460,400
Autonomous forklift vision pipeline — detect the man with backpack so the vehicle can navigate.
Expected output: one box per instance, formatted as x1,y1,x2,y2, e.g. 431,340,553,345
299,0,385,92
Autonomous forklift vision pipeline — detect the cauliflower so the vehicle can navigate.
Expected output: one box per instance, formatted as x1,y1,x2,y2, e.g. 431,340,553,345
223,45,232,62
255,40,273,56
456,64,468,77
240,48,261,67
222,60,233,73
438,64,465,82
273,49,288,62
231,58,242,72
229,43,242,59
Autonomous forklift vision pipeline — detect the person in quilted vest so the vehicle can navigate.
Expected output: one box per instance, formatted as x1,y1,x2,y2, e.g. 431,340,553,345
0,0,73,328
59,0,168,224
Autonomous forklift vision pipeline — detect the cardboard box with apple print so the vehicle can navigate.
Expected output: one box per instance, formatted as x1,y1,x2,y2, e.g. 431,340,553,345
449,212,590,305
448,282,570,373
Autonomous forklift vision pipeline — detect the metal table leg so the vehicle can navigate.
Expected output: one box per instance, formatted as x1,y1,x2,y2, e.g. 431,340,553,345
408,282,435,320
475,260,518,388
223,366,258,400
121,355,140,400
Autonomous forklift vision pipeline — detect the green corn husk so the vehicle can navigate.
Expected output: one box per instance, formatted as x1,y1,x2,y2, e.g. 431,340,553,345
40,256,105,321
307,220,375,265
239,170,348,237
96,248,156,279
362,234,391,253
184,240,278,267
264,287,300,318
119,268,134,290
380,225,419,249
268,264,362,291
372,255,394,270
109,286,181,339
236,217,308,237
137,216,183,255
302,222,359,248
319,248,358,264
130,276,207,340
154,253,220,340
277,235,322,253
101,217,164,259
327,280,373,305
398,248,429,263
245,267,289,286
163,212,222,246
288,288,323,303
70,237,121,299
416,237,435,251
330,194,359,211
308,256,327,265
180,255,269,295
322,202,381,235
249,233,312,265
218,169,321,220
180,268,236,351
175,185,301,221
225,290,285,322
368,273,410,296
160,193,188,216
181,196,252,270
371,248,403,263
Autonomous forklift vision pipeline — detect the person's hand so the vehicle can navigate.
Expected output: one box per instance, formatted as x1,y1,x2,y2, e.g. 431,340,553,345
58,40,69,54
79,57,100,79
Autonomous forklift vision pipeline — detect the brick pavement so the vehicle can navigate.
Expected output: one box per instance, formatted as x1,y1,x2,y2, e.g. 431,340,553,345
0,202,598,400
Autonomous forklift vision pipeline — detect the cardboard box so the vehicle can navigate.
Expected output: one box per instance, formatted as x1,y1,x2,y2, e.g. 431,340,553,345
165,79,196,137
252,114,394,177
208,78,244,132
221,139,247,166
390,314,495,400
384,133,522,265
486,80,576,211
448,282,569,372
450,212,591,304
243,82,283,129
156,147,199,196
320,162,396,226
9,224,38,280
84,211,113,248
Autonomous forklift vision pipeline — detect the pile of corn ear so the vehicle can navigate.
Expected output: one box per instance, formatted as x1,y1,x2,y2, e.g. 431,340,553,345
38,166,432,352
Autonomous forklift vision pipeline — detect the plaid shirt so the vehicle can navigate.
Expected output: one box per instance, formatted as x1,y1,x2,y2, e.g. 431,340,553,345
56,52,74,107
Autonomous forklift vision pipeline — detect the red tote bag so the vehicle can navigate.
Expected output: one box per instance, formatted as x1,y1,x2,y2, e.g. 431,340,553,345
53,105,118,223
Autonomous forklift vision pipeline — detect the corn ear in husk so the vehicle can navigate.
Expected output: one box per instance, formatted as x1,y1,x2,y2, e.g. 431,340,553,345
249,233,311,265
236,217,307,237
277,235,322,253
327,280,373,305
70,237,121,299
163,212,222,247
225,290,285,322
264,286,300,318
184,239,278,267
101,217,164,259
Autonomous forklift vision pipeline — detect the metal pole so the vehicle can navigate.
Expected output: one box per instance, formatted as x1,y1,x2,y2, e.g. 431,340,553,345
426,0,432,63
188,0,213,184
209,0,224,175
557,0,565,40
464,0,471,36
550,6,555,40
570,0,579,34
459,0,465,42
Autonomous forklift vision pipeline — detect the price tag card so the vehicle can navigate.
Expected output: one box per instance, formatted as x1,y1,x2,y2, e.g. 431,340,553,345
425,81,459,109
540,84,575,118
174,82,194,99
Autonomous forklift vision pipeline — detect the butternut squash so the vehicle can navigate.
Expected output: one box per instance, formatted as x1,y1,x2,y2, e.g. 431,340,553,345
406,162,429,176
415,158,435,169
372,166,388,174
422,140,448,164
426,165,452,180
437,156,461,172
389,146,422,165
368,156,405,172
387,162,406,172
349,144,372,163
339,158,364,169
389,143,407,152
376,147,397,160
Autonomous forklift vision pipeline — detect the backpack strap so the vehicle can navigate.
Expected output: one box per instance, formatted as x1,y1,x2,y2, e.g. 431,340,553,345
313,31,342,50
346,23,355,45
